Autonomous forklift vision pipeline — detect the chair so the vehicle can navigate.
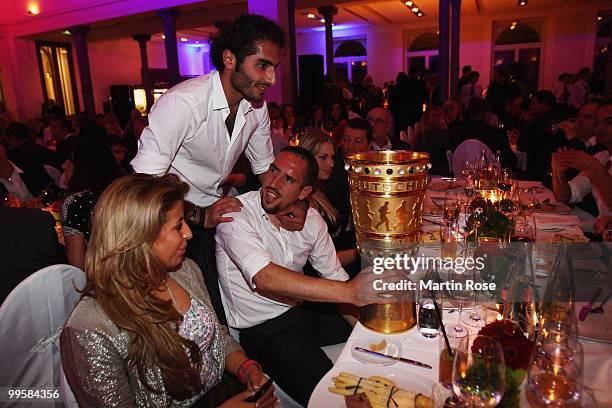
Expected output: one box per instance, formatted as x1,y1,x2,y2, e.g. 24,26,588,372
446,150,454,176
0,264,85,408
451,139,494,177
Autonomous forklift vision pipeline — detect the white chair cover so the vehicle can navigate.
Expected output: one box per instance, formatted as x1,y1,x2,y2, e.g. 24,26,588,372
446,150,454,176
0,264,85,408
451,139,494,177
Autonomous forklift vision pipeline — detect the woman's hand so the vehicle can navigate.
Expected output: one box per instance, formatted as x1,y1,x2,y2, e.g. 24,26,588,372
217,387,277,408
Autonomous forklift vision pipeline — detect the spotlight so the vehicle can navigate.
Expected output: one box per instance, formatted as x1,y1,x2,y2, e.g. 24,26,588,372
401,1,425,17
518,0,527,6
597,16,602,21
161,34,166,39
405,1,413,6
412,7,419,12
307,13,316,19
27,4,40,15
320,18,326,23
180,37,188,42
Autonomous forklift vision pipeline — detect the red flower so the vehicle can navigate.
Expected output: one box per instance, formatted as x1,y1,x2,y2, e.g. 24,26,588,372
476,320,534,371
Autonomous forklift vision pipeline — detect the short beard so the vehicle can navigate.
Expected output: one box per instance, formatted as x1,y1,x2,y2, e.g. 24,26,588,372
230,69,262,103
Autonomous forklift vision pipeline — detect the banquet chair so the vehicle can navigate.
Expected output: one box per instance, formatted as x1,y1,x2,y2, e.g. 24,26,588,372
451,139,494,177
0,264,85,408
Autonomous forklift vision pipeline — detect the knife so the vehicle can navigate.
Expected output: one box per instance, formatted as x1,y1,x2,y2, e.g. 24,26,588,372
579,288,602,321
354,347,432,369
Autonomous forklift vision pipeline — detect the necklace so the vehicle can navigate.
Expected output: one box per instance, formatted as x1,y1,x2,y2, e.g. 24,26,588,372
162,279,179,310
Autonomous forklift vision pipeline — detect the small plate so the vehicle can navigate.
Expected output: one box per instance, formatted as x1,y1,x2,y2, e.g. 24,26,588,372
351,337,402,365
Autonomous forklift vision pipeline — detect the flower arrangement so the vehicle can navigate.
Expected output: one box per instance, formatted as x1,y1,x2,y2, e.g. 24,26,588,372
466,196,513,241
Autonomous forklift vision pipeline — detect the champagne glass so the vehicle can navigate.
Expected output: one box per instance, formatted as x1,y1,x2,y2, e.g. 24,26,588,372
497,168,514,193
442,267,470,338
453,335,505,407
520,188,538,213
461,160,475,178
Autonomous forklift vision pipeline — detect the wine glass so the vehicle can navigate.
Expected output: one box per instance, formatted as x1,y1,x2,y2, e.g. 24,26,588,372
444,191,460,224
453,335,505,407
511,214,536,243
442,267,470,338
527,340,583,407
519,188,538,213
467,201,488,242
461,160,475,179
497,168,514,194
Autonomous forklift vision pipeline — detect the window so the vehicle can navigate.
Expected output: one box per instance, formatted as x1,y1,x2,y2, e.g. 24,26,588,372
333,38,367,85
593,12,611,95
492,22,542,95
407,32,439,74
36,41,78,115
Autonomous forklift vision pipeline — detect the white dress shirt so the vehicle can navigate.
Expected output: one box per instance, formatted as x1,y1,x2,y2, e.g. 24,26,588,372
569,150,612,216
0,162,33,202
215,190,349,329
370,138,392,151
131,71,274,207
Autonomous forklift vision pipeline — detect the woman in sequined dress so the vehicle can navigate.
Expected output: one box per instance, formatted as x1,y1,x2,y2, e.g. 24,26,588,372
60,174,276,407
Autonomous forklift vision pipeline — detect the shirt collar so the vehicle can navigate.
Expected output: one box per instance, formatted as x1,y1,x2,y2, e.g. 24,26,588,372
211,70,254,115
371,138,392,151
586,136,597,148
8,161,24,175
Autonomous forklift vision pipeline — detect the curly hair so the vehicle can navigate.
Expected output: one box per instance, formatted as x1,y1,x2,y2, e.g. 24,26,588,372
210,14,286,72
84,173,201,400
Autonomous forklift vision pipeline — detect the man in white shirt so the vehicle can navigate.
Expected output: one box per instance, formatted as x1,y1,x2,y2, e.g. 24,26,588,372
216,147,384,405
553,101,612,223
0,144,34,204
568,68,591,109
131,15,306,323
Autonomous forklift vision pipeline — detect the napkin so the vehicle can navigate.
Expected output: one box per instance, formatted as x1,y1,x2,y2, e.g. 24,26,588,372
428,179,464,191
535,213,580,231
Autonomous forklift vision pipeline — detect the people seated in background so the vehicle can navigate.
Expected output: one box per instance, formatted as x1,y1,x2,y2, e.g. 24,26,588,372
303,104,325,128
442,100,462,128
0,143,36,205
519,90,568,181
49,116,77,164
460,71,483,112
552,101,612,220
366,107,411,151
107,135,134,175
0,206,66,303
413,106,452,176
568,67,591,109
61,173,275,407
215,147,384,406
300,129,358,268
457,65,472,98
4,122,61,197
450,98,517,169
558,102,605,155
60,139,124,269
553,73,572,105
339,117,373,157
328,101,349,128
358,75,384,113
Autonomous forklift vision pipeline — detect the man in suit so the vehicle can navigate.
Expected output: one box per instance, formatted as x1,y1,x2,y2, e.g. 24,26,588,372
388,69,428,138
450,98,517,169
0,207,66,303
366,107,411,151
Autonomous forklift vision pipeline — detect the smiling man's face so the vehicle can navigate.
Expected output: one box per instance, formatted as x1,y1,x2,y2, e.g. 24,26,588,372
260,151,312,214
230,40,281,103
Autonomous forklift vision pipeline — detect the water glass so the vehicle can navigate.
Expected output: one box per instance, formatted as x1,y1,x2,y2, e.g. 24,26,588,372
418,295,441,339
439,330,466,387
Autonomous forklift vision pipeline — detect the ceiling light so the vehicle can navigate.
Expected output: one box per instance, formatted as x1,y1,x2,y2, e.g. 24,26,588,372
27,3,40,15
307,13,316,19
320,18,326,23
597,16,603,21
417,12,423,17
161,34,166,39
518,0,528,6
405,1,413,6
180,37,188,42
412,7,419,12
401,0,425,17
61,30,71,35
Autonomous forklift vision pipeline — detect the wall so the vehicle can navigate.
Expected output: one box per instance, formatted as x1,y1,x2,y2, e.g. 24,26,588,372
296,0,609,92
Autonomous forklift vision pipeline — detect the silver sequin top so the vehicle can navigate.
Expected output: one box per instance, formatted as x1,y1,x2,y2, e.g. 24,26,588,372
60,259,242,407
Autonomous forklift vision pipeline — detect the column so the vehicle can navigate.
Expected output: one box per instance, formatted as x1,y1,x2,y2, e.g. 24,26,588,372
450,0,461,100
317,6,338,80
605,20,612,97
70,25,96,115
132,34,154,110
437,0,450,102
248,0,296,105
156,8,180,86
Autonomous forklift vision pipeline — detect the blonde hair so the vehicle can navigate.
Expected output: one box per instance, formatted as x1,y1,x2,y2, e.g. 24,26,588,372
299,128,339,228
84,173,201,400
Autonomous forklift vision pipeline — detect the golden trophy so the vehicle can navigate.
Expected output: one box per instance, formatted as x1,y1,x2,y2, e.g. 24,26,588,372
346,151,431,333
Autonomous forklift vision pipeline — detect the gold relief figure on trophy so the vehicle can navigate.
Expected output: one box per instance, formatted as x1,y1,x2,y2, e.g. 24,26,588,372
394,200,411,230
375,201,391,232
360,200,374,231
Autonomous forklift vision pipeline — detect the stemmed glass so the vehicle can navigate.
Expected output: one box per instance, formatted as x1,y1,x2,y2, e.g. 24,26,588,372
519,188,538,214
497,168,514,193
510,213,536,243
442,266,470,338
461,160,475,179
453,335,506,407
444,191,460,224
467,202,487,242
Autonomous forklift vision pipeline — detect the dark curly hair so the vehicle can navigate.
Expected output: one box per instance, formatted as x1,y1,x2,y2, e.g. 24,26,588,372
210,14,286,72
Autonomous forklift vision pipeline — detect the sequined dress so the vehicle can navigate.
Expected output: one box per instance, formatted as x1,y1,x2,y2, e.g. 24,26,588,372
60,259,242,407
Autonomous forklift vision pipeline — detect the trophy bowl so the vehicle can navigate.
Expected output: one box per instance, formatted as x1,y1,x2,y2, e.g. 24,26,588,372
346,150,431,333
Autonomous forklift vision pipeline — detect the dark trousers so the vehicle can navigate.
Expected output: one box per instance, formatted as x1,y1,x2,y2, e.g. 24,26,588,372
238,306,351,407
186,223,227,326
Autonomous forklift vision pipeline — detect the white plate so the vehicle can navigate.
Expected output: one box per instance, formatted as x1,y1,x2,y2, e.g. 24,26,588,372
351,337,402,366
308,361,434,408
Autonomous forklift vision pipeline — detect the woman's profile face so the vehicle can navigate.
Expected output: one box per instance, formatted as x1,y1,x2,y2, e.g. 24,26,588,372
314,142,335,181
152,201,192,270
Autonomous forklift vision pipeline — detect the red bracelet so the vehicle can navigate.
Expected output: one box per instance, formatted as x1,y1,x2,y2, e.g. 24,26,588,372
238,359,262,384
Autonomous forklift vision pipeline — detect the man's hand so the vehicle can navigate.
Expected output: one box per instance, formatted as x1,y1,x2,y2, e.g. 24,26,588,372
594,215,612,236
204,197,243,228
558,149,601,173
347,267,410,307
557,121,576,140
277,201,308,231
